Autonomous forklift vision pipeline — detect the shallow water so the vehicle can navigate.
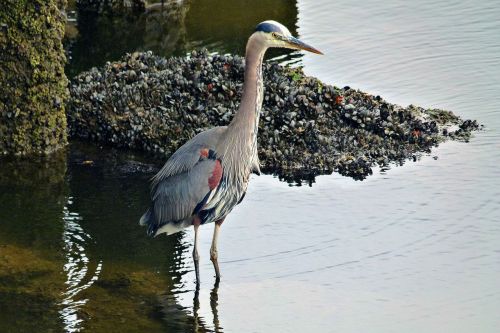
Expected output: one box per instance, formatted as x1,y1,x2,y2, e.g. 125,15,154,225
2,0,500,332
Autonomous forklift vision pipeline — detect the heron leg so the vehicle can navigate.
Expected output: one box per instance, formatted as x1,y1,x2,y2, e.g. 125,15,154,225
210,219,224,280
193,217,201,286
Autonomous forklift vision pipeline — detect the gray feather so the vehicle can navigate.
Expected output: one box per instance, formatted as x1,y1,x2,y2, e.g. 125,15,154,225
151,126,226,189
140,127,226,236
152,159,217,223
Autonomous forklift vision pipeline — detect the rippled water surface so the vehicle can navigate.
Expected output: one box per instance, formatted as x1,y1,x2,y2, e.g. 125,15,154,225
2,0,500,332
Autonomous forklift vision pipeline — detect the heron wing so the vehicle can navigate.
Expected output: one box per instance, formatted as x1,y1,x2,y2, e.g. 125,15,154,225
151,158,223,224
151,126,226,187
142,126,226,235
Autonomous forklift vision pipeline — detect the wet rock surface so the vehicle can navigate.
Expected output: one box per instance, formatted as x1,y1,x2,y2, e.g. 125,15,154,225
0,0,69,155
68,50,480,182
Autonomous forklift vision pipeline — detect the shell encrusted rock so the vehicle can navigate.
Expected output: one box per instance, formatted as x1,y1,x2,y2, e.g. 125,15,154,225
67,50,480,183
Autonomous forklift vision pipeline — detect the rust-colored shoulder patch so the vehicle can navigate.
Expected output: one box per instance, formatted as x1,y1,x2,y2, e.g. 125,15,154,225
208,160,223,190
200,148,209,158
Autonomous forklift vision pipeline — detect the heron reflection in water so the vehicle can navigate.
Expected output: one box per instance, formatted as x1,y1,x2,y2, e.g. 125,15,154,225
140,20,322,283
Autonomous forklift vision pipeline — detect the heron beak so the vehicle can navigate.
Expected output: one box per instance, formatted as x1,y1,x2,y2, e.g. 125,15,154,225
286,36,323,55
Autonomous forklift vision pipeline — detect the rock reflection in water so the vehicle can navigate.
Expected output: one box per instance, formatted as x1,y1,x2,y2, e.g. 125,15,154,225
66,0,299,76
143,0,191,54
60,197,103,333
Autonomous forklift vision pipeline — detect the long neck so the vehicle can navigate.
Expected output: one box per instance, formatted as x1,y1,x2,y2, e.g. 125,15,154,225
220,35,267,178
229,35,267,132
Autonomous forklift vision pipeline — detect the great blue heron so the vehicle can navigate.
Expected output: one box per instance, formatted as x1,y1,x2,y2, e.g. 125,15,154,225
140,20,322,282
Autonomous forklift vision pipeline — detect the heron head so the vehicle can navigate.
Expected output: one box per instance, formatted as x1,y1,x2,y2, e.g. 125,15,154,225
254,20,323,55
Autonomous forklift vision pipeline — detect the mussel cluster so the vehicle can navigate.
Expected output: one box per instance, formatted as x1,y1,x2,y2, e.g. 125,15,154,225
68,50,479,182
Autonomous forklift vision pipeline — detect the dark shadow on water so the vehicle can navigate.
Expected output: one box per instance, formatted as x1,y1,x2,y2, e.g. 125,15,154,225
0,143,226,332
0,151,68,332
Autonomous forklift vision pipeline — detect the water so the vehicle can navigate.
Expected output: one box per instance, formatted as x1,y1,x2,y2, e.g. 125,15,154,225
2,0,500,332
65,0,300,77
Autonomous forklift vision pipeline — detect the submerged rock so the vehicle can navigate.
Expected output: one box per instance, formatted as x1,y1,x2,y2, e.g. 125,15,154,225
0,244,64,332
68,50,480,182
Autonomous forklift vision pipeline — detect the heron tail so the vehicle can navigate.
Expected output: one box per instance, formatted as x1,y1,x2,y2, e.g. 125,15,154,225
139,207,189,237
139,208,158,237
139,208,151,226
